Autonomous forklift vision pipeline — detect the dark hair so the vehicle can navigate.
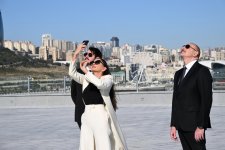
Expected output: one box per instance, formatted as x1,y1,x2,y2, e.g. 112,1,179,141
100,58,118,110
89,47,102,58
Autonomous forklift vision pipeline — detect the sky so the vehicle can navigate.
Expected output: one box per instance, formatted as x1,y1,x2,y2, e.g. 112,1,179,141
1,0,225,49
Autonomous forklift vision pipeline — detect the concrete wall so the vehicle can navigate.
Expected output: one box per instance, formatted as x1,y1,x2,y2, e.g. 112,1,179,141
0,91,224,108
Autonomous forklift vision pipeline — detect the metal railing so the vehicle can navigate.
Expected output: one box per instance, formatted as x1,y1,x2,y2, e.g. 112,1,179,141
0,76,71,95
0,76,225,95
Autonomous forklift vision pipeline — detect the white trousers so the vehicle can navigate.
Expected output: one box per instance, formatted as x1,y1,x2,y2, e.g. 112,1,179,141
80,105,112,150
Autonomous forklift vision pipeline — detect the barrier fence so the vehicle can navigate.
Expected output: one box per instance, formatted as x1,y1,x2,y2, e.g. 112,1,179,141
0,76,225,95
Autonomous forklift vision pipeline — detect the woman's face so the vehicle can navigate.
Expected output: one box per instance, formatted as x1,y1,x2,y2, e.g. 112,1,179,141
90,58,106,73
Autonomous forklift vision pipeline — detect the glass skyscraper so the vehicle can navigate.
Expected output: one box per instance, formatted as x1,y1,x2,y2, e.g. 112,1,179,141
110,37,119,47
0,10,4,49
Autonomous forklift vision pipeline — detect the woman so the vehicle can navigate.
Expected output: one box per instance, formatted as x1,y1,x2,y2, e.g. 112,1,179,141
69,44,128,150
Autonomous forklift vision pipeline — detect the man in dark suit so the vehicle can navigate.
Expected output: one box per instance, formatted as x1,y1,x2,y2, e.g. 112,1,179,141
170,42,213,150
71,45,102,129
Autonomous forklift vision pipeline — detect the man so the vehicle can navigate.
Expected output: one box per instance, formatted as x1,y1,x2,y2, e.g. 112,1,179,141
71,44,102,129
170,42,213,150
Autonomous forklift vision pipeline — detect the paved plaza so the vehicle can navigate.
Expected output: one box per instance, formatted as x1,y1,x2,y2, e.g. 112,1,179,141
0,106,224,150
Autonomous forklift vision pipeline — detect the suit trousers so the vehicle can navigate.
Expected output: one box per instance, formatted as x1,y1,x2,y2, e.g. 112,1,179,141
80,104,112,150
178,130,206,150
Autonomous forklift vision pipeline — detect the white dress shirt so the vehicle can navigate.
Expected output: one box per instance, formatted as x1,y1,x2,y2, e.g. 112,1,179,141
184,60,197,77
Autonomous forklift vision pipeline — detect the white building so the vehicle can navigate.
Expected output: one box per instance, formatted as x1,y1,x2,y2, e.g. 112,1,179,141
13,41,21,51
4,40,36,54
211,50,225,61
39,46,48,60
21,42,28,52
132,52,154,66
28,43,36,54
107,58,122,66
90,42,112,58
111,47,120,58
42,34,52,47
4,40,13,50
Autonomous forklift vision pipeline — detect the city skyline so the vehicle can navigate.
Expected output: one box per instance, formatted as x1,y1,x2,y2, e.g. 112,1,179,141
1,0,225,49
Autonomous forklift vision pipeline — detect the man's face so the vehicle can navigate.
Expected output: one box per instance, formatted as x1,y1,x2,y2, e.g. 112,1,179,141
180,43,199,59
83,50,95,63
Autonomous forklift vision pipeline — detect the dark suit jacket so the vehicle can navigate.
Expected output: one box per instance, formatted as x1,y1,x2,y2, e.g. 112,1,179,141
171,61,213,131
71,68,85,124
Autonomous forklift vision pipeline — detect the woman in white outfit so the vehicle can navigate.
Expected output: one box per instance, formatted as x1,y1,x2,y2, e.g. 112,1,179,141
69,44,128,150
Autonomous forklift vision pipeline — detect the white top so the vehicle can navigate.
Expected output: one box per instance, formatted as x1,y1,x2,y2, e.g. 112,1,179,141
69,61,128,150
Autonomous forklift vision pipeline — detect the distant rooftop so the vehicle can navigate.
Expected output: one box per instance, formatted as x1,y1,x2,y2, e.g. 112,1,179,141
199,60,225,69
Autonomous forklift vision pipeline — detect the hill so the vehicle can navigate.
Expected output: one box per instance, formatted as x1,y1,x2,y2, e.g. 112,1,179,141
0,48,68,79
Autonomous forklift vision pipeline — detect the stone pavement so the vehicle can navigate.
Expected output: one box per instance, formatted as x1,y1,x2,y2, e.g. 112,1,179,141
0,106,224,150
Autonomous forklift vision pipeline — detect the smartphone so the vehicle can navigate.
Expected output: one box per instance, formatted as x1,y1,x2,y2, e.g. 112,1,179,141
82,40,89,45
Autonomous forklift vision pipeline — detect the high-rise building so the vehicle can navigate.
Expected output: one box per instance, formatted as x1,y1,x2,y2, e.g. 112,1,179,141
49,47,58,61
66,50,74,61
91,42,112,58
39,46,48,60
42,34,52,47
0,11,4,49
110,37,119,47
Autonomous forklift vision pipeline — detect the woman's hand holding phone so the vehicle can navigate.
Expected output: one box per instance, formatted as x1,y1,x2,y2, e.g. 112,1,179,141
80,60,89,74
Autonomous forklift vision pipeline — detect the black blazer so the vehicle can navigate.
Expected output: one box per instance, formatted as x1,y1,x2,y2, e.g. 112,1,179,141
71,68,85,123
171,61,213,131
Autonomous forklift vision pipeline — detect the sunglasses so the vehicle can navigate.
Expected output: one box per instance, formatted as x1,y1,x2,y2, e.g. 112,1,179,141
84,52,93,57
183,44,197,51
90,60,103,66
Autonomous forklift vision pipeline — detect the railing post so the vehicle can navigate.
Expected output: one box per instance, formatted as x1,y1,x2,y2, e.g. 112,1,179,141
27,76,31,94
63,76,66,93
136,81,139,93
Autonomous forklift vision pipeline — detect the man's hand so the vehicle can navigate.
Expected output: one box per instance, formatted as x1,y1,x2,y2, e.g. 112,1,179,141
170,126,178,141
195,127,205,142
